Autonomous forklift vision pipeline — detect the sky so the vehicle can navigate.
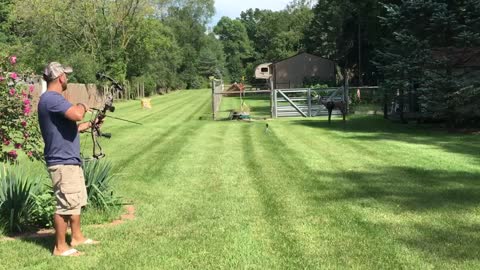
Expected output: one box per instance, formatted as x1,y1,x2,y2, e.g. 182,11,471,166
209,0,291,26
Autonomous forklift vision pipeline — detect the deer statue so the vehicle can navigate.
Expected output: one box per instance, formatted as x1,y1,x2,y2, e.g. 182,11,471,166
318,97,347,124
315,67,353,124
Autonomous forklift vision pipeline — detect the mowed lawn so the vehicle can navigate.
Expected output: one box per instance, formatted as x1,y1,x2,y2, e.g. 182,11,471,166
1,89,480,269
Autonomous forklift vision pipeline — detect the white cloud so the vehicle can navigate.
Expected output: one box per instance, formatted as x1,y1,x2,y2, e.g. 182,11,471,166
210,0,291,26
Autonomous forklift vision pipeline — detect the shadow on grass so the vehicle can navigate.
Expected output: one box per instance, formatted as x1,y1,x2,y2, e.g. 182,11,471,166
318,167,480,261
18,234,54,253
400,223,480,261
307,165,480,261
293,116,480,160
250,123,480,263
311,166,480,212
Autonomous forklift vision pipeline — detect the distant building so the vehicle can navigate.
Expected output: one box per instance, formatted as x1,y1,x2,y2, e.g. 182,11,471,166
255,52,336,89
254,63,272,80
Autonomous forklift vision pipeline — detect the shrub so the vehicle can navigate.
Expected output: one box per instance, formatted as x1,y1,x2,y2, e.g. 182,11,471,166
30,188,55,229
82,159,121,210
0,165,42,233
0,54,43,164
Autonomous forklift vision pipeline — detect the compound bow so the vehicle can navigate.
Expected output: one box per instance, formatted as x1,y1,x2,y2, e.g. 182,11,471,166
84,72,141,160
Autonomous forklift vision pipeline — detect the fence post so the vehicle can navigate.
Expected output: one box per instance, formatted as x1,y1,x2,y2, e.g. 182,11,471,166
344,75,349,114
274,90,278,118
270,79,275,118
211,80,216,120
125,81,129,100
269,80,272,118
307,88,312,117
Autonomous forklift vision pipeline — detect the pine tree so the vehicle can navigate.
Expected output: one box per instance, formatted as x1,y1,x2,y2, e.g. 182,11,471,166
375,0,480,126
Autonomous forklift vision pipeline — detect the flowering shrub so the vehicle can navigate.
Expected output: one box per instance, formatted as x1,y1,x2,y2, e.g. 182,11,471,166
0,55,42,164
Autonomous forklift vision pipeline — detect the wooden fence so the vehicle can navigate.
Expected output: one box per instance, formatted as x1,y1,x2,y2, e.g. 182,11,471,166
30,77,145,113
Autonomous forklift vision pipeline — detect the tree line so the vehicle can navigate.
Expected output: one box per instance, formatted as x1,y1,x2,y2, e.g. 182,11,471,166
0,0,478,126
0,0,220,93
216,0,479,126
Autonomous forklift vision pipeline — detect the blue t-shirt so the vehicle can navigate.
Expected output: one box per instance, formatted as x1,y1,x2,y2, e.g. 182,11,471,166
38,91,81,166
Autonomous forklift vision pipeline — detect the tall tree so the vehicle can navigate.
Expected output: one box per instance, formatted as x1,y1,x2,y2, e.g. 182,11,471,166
127,18,182,92
14,0,150,81
236,2,314,82
161,0,215,88
304,0,388,85
375,0,480,126
240,4,313,62
214,17,252,82
197,34,227,80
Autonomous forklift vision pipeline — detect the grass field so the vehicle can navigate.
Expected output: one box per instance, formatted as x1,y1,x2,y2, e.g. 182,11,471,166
1,89,480,269
218,93,271,119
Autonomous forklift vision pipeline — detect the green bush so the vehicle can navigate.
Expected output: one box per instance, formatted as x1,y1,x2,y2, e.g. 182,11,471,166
30,189,55,229
82,159,121,210
0,160,123,234
304,77,336,88
0,165,42,233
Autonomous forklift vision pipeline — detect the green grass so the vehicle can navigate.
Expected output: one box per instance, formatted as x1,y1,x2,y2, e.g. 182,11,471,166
1,89,480,269
218,94,271,119
351,103,383,114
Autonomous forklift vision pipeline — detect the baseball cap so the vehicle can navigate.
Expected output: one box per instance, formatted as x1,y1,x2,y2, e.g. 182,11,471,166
43,62,73,81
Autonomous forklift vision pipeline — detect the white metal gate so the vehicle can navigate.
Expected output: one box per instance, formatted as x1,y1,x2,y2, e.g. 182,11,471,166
272,87,346,118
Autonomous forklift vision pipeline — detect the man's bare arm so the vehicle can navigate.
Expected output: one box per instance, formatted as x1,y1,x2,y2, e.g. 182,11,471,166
65,103,89,122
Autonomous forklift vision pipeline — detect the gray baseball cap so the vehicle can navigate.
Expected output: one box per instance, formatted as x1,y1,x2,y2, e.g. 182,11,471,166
43,62,73,81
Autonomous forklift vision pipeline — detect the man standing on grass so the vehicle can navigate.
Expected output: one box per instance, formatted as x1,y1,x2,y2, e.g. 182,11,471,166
38,62,99,256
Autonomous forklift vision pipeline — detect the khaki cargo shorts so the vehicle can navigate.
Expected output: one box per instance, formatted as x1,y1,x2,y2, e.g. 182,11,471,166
48,165,88,215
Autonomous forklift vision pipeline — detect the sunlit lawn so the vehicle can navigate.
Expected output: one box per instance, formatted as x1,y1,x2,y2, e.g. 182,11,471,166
1,89,479,269
218,93,271,119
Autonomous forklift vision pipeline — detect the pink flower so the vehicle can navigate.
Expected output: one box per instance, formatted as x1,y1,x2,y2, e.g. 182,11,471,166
23,98,31,115
29,84,35,93
14,143,22,149
8,150,17,159
10,72,17,80
21,120,27,127
23,133,29,139
9,88,15,96
27,151,33,157
10,56,17,65
3,139,10,146
24,107,31,116
0,76,4,81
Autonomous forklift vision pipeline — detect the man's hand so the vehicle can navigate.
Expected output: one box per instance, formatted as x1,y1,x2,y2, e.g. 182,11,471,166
92,117,104,128
78,121,91,133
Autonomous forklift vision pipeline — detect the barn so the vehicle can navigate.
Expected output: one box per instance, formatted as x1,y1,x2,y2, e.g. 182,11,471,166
255,52,336,89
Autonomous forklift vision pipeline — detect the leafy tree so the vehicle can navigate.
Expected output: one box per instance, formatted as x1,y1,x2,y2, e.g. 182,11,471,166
304,0,389,85
161,0,215,88
237,2,314,81
13,0,151,82
127,18,181,91
10,0,216,90
240,6,313,62
0,0,14,44
197,34,227,80
214,17,252,82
